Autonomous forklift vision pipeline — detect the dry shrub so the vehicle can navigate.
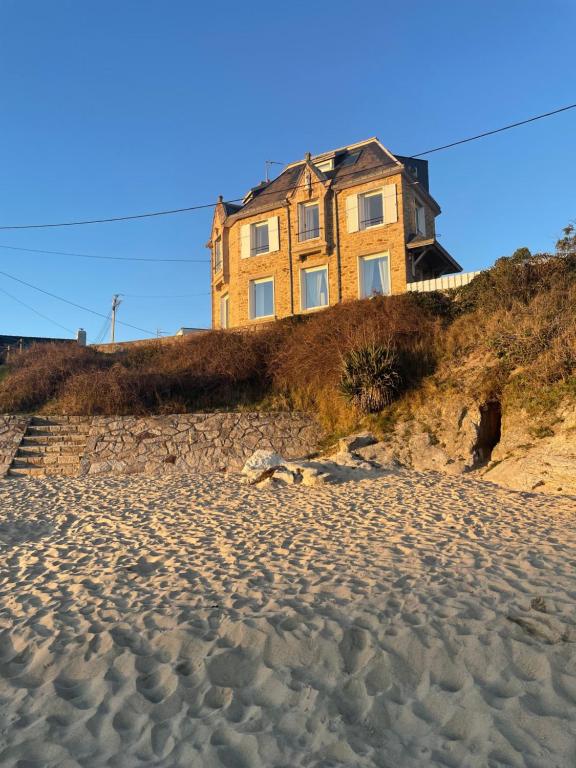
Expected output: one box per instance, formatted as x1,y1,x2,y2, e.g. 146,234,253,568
0,343,103,413
272,295,439,429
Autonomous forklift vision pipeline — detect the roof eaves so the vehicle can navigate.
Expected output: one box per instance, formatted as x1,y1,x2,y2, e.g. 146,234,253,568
283,137,382,170
226,199,288,225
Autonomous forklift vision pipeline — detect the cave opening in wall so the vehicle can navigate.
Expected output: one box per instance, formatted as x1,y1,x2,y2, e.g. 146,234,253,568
475,401,502,465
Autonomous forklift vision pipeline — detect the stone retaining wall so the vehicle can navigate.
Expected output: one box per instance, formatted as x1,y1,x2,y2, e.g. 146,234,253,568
81,412,321,476
0,415,29,476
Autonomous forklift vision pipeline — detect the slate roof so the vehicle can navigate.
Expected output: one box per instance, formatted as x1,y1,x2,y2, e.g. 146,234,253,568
222,201,242,216
227,139,403,221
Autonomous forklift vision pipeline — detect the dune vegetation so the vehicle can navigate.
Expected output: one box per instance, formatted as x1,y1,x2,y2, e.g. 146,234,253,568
0,226,574,440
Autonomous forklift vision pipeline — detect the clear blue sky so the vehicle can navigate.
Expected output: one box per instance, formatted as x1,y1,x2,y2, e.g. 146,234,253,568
1,0,574,341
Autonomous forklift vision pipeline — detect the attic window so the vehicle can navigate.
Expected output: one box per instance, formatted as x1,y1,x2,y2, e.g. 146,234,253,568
338,150,361,167
315,158,334,172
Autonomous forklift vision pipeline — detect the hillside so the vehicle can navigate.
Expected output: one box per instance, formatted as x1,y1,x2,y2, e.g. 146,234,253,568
0,226,574,493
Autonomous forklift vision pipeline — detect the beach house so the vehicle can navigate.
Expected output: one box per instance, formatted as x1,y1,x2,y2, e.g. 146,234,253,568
209,137,462,329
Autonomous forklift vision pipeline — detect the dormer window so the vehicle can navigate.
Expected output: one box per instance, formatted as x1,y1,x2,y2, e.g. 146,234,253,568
298,202,320,241
315,158,334,172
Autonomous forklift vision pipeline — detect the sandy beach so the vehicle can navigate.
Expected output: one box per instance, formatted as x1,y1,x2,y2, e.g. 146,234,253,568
0,469,575,767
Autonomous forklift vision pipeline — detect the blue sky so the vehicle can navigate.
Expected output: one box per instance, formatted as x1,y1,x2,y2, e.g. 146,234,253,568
0,0,575,341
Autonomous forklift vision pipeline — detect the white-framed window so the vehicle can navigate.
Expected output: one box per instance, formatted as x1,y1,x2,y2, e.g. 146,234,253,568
415,203,426,236
250,277,274,319
220,293,229,328
301,265,329,311
240,217,280,259
213,238,222,272
345,184,397,233
359,253,391,298
315,158,334,172
359,190,384,229
298,201,320,241
252,222,269,255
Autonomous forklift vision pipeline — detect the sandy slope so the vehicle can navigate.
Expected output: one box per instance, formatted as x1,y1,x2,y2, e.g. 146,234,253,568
0,470,574,767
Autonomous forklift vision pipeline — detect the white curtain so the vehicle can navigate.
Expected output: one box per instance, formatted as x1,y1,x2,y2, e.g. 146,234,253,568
377,256,389,294
306,270,328,308
362,257,389,296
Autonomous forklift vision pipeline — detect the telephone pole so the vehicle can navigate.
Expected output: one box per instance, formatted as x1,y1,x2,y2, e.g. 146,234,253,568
110,294,122,343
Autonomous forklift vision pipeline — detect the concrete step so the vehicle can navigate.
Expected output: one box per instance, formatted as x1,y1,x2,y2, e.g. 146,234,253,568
11,458,45,468
8,467,47,478
12,455,80,468
15,448,82,459
17,443,85,455
20,435,87,446
30,417,91,426
26,426,90,436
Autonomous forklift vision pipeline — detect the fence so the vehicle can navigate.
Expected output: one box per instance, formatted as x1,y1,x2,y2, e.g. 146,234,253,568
407,271,482,293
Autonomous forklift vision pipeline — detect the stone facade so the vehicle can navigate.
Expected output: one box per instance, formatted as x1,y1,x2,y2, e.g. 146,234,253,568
210,138,459,329
0,415,29,476
81,412,321,476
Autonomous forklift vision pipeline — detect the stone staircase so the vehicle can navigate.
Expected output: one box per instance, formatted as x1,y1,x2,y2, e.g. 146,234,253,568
8,416,90,478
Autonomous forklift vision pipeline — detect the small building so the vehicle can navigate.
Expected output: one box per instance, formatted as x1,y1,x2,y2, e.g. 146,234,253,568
208,137,461,329
175,327,207,336
0,334,74,363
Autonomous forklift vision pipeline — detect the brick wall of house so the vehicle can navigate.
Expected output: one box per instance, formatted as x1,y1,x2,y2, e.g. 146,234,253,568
210,168,438,329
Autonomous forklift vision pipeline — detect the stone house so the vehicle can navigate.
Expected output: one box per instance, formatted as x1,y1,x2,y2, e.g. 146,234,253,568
209,137,461,329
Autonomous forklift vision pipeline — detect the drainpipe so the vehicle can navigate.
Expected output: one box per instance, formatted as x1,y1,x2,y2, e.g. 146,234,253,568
333,189,343,303
285,199,294,315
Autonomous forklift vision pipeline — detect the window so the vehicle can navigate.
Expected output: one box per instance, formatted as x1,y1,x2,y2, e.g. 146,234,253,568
301,266,329,311
220,294,229,329
298,202,320,241
415,203,426,236
250,277,274,319
241,217,280,259
315,158,334,172
251,222,269,255
359,254,390,298
213,238,222,272
338,150,361,168
359,191,384,229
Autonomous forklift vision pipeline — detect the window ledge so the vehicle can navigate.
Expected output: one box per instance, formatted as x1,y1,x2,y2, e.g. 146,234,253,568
241,251,271,259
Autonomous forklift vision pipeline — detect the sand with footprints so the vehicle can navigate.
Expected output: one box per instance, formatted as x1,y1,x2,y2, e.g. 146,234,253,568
0,468,575,766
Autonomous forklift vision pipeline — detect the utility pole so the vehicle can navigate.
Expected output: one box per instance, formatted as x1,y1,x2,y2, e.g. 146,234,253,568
110,294,122,343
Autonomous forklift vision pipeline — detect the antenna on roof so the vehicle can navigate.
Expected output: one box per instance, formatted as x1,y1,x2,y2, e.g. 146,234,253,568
264,160,284,183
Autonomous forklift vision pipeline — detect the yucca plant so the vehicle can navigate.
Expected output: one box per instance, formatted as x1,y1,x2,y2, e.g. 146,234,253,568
340,342,401,414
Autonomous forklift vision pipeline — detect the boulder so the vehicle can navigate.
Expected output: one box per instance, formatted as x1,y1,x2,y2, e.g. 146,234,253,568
242,449,286,474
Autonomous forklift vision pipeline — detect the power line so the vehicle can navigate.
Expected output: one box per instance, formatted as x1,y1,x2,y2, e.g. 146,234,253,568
122,292,210,299
0,269,155,336
95,311,112,344
0,101,574,232
411,102,576,157
0,285,75,335
0,243,209,263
